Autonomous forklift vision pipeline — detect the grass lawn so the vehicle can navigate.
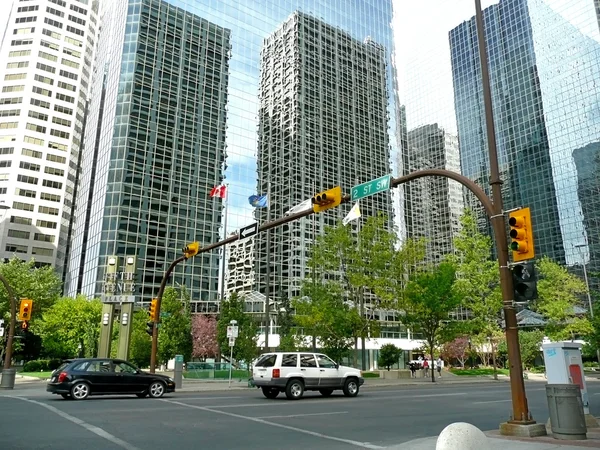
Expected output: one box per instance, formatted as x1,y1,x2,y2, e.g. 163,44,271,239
18,371,53,378
449,368,510,377
183,369,249,379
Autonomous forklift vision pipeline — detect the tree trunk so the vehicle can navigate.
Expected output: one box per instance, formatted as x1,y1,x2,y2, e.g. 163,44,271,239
353,337,358,368
491,341,498,380
430,344,435,382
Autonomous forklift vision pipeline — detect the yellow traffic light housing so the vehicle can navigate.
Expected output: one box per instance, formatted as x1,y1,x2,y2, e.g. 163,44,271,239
19,299,33,321
182,241,200,258
312,186,342,213
509,207,534,262
149,299,158,322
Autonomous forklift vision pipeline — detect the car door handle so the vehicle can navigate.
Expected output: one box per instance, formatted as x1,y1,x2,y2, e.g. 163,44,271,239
301,368,306,371
320,369,325,372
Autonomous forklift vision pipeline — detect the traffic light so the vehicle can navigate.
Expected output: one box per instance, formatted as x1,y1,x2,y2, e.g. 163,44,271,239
182,241,200,258
509,207,534,262
512,262,537,303
311,186,342,213
19,299,33,321
21,321,29,331
149,298,158,322
146,321,154,336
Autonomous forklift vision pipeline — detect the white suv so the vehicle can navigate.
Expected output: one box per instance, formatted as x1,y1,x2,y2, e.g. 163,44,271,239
252,352,364,400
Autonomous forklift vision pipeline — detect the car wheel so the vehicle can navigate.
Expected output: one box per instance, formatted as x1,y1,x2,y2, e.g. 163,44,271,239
70,382,90,400
136,393,147,398
60,394,71,400
148,381,166,398
342,378,359,397
319,389,333,397
261,387,279,399
285,379,304,400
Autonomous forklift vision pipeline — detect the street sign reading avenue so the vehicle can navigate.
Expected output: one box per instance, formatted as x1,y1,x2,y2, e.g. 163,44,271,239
351,174,392,201
239,222,258,239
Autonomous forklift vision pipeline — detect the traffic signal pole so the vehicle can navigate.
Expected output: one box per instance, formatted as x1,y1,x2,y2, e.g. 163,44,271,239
0,274,17,389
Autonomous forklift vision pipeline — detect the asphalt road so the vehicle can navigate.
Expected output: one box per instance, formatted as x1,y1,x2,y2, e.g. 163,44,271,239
2,381,599,450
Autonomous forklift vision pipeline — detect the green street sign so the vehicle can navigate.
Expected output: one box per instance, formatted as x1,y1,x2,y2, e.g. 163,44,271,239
160,312,171,318
351,174,392,201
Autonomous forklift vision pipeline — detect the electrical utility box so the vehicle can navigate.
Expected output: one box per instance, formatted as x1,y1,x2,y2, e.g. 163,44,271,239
542,341,589,414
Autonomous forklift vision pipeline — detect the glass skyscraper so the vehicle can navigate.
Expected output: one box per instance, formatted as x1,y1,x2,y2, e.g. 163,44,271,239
67,0,401,313
65,0,231,308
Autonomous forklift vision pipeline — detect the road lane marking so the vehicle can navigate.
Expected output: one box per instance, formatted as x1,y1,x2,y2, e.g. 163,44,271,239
161,399,385,449
3,396,140,450
176,396,244,401
256,411,348,419
472,399,512,404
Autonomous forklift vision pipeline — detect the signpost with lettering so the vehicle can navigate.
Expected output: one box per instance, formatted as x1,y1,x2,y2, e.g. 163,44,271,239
351,174,392,202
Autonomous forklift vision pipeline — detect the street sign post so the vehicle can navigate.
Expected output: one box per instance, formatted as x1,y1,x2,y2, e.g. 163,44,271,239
351,174,391,201
239,223,258,240
227,325,239,338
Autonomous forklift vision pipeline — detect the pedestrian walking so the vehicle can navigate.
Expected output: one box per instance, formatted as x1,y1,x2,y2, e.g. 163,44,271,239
409,361,417,378
436,357,443,378
423,358,429,378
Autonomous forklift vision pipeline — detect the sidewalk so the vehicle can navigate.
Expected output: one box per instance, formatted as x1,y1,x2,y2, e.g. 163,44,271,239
388,427,600,449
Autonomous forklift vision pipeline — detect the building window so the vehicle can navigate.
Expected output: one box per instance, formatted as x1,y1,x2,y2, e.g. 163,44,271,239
34,233,55,243
22,148,42,158
39,51,58,62
34,74,54,85
0,122,18,129
31,98,50,109
50,129,70,139
48,141,67,151
0,97,22,105
60,58,79,69
32,247,53,257
8,50,31,58
19,161,41,172
17,174,38,184
49,0,67,7
32,86,52,97
44,167,64,177
41,40,60,51
66,25,84,36
28,111,48,121
69,4,86,14
8,228,31,239
16,16,37,24
17,5,38,12
64,36,82,47
46,153,65,163
42,28,61,39
59,69,77,81
44,17,62,29
2,85,24,93
26,123,46,134
11,39,33,46
11,216,32,225
24,136,44,146
42,180,62,190
12,201,35,212
36,219,57,228
54,104,73,115
0,161,11,168
40,191,61,201
0,109,20,117
57,81,76,92
4,73,26,81
15,188,36,198
0,148,14,155
38,205,59,215
6,62,28,69
55,93,74,103
62,47,81,58
14,27,35,34
5,244,28,254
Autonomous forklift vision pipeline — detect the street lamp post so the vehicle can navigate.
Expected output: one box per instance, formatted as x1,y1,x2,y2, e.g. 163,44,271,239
575,243,600,367
0,274,17,389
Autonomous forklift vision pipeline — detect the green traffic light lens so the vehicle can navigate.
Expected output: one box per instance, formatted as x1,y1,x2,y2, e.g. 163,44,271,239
510,242,519,251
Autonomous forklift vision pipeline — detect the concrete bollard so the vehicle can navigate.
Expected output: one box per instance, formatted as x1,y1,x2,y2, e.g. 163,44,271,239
436,422,491,450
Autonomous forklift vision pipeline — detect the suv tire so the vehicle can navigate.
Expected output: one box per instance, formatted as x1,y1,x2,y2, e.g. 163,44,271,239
285,379,304,400
261,387,279,399
342,377,359,397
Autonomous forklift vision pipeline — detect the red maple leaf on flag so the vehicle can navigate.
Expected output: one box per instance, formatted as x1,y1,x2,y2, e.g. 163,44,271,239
209,184,226,199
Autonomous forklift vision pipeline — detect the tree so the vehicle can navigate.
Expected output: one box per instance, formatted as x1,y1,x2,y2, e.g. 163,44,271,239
516,330,544,370
535,256,592,341
157,287,192,365
378,343,401,370
128,310,152,368
402,262,460,382
217,293,258,370
36,296,102,359
441,336,470,368
191,314,218,360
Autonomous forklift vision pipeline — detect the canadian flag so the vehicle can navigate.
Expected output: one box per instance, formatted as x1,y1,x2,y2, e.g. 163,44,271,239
209,184,227,199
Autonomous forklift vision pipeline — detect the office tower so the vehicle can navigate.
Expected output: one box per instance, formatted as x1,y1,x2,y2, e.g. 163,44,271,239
449,0,565,264
255,12,393,302
65,0,231,311
404,124,463,264
0,0,98,271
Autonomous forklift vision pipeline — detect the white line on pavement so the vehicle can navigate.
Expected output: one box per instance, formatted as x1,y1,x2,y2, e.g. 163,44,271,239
472,399,512,404
178,396,244,401
161,399,385,449
3,396,140,450
256,411,348,419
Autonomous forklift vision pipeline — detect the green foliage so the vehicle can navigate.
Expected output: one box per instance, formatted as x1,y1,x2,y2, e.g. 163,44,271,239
361,372,380,378
157,287,192,365
23,360,43,372
36,296,102,359
535,256,592,340
450,209,502,339
503,330,544,369
402,262,460,381
449,368,509,376
378,343,401,370
217,292,258,368
0,258,62,322
22,359,61,372
128,310,152,367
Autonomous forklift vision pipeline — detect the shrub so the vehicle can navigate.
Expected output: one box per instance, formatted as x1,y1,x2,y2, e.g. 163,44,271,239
361,372,380,378
23,360,42,372
48,359,62,370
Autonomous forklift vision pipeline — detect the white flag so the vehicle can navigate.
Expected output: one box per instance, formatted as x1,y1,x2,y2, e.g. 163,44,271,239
285,198,312,215
343,202,361,225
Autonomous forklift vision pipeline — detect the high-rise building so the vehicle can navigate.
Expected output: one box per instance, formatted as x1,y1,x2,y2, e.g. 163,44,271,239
254,12,393,302
225,234,255,298
403,123,463,264
449,0,565,264
0,0,98,271
65,0,231,311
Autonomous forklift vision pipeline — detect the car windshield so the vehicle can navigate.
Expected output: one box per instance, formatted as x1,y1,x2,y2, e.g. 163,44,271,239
255,354,277,367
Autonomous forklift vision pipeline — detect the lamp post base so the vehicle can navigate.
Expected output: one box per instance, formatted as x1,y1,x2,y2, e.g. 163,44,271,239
500,421,547,437
0,368,16,389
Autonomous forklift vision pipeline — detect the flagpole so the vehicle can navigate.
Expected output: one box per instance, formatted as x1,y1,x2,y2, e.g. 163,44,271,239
220,184,229,302
264,181,272,350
